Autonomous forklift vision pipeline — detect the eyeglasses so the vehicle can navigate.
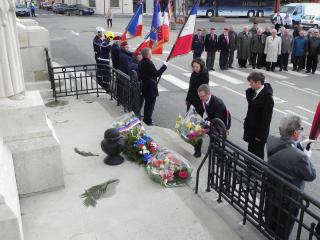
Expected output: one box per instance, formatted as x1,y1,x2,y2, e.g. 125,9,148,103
297,127,304,131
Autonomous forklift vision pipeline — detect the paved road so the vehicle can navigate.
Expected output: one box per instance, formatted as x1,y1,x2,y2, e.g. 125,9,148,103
32,10,320,199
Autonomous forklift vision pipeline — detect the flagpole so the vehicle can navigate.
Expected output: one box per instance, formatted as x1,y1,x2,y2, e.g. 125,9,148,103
165,0,198,62
156,0,198,83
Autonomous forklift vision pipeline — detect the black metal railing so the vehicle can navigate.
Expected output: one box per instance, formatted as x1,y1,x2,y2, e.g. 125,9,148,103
195,119,320,240
45,48,142,114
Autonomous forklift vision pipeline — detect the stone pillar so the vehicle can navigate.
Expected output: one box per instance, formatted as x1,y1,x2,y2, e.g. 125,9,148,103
0,0,64,196
0,0,25,98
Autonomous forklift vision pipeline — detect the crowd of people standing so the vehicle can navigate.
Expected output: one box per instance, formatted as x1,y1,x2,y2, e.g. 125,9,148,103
192,22,320,74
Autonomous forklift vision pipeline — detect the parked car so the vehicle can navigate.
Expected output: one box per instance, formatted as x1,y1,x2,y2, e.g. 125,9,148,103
273,3,320,26
15,3,30,17
52,3,69,14
42,2,53,10
65,4,94,16
301,15,320,29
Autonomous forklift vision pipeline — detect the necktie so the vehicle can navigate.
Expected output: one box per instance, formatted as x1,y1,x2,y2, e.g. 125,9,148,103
225,35,229,44
211,34,214,40
253,91,257,98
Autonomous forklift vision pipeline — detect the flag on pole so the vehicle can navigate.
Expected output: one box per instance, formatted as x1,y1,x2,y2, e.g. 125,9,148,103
309,101,320,140
151,0,171,54
166,0,199,61
134,0,161,54
122,1,143,41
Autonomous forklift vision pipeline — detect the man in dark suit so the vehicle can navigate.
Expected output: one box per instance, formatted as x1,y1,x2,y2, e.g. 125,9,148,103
204,27,218,71
195,84,230,157
138,48,168,126
111,35,121,69
192,29,205,59
218,27,230,70
243,72,274,159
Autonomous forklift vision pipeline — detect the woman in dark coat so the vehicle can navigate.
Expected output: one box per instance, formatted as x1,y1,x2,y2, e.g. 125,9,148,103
185,58,209,116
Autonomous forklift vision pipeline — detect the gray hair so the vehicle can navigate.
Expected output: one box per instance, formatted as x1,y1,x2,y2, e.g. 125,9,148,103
271,29,277,34
197,84,211,94
279,115,302,140
141,48,151,58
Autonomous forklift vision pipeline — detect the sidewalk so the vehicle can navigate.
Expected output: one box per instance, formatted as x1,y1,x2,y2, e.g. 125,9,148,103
19,94,264,240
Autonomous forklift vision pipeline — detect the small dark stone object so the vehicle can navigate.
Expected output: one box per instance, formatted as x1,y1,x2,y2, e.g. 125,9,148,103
101,128,125,165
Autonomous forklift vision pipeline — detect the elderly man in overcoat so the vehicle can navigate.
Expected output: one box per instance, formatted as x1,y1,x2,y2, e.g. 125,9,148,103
250,28,265,69
237,26,251,68
264,29,282,71
265,115,316,240
280,29,292,71
243,72,274,159
228,25,237,68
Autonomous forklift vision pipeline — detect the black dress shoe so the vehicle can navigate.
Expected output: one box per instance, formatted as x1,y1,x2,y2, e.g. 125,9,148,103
284,68,288,71
193,151,202,158
279,68,282,71
312,71,315,74
229,66,233,69
211,68,215,71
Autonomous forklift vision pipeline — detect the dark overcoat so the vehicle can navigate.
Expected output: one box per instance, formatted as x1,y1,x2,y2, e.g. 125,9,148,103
243,83,274,143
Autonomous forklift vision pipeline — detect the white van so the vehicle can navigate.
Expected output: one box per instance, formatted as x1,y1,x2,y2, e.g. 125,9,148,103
277,3,320,25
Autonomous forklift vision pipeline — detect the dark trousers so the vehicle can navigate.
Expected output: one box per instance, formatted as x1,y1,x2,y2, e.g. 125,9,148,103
206,51,216,70
143,97,156,125
194,139,203,154
266,62,276,71
280,53,289,70
31,9,36,17
293,56,305,70
193,52,202,59
219,50,229,69
229,50,235,67
306,55,318,72
251,52,264,68
238,59,247,67
275,23,282,31
107,19,112,27
248,139,265,159
264,187,299,240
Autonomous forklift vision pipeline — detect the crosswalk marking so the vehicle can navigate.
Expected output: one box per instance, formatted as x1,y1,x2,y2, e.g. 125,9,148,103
285,110,309,120
228,69,249,78
182,72,219,87
304,88,319,93
257,69,287,80
273,96,287,104
282,80,295,85
285,70,308,77
158,84,168,92
154,57,189,73
162,74,189,89
275,81,320,97
222,86,246,97
296,105,315,114
209,71,244,85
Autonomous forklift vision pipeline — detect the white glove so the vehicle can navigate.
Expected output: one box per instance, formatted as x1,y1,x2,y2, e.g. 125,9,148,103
303,148,312,158
163,61,170,67
300,138,316,148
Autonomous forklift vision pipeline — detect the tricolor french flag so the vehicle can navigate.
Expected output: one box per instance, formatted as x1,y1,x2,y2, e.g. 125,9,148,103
122,1,143,41
135,1,161,54
167,0,199,61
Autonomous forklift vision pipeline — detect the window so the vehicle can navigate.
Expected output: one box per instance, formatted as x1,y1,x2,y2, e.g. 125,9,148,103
89,0,96,7
110,0,120,8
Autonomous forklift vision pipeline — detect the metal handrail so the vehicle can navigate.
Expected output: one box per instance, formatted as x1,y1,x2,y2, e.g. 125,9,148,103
196,118,320,240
